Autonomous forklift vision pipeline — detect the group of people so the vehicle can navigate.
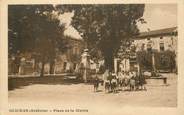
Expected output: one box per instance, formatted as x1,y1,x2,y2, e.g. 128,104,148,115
93,70,147,93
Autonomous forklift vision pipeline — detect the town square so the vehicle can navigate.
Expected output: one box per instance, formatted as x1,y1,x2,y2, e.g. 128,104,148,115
7,4,178,109
9,73,176,108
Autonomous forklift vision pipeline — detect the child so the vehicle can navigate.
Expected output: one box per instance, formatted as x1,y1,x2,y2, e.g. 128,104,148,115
93,74,99,92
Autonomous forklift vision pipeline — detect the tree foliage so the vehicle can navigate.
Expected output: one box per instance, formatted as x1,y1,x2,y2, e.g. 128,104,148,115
8,5,68,76
137,50,176,72
57,4,145,70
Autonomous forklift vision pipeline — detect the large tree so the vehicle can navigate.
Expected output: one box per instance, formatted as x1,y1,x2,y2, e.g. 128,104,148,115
56,4,145,71
8,5,68,76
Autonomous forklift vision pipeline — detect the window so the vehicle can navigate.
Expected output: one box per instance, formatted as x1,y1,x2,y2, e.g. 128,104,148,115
141,43,145,50
75,48,78,54
171,37,174,45
159,36,164,51
147,40,152,51
63,62,67,70
160,42,165,51
72,47,78,54
73,63,77,70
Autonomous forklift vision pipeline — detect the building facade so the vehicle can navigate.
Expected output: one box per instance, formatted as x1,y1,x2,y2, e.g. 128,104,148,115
132,27,177,53
53,38,85,74
8,37,84,75
115,27,178,73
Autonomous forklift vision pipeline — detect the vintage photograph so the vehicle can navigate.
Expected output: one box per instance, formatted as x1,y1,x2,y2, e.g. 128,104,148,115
8,4,177,110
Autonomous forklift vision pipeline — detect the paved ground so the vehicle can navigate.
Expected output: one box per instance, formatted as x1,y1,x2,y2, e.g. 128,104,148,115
8,73,177,110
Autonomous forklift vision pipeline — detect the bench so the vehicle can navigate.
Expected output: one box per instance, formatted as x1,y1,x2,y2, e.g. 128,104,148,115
148,77,167,84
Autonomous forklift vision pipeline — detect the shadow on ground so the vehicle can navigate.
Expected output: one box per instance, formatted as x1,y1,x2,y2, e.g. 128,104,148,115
8,76,83,91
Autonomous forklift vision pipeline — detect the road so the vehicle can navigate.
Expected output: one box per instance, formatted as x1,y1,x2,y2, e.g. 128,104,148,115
8,73,177,111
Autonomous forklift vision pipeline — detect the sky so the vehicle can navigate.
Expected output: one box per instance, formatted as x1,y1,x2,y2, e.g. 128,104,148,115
57,11,82,39
59,4,177,39
137,4,177,32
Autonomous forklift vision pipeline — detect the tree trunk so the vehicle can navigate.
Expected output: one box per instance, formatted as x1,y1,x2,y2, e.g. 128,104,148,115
40,61,45,77
49,60,55,74
104,54,114,72
33,59,39,73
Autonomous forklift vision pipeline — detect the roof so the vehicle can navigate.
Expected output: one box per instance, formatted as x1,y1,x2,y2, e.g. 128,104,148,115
136,27,177,39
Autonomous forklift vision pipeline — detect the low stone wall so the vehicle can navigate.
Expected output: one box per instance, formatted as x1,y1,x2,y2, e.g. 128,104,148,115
8,75,81,91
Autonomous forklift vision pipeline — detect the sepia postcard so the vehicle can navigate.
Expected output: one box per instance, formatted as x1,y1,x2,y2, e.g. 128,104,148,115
0,0,184,115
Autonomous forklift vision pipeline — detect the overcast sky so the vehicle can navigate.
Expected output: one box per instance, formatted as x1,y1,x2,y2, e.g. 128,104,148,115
59,4,177,39
137,4,177,32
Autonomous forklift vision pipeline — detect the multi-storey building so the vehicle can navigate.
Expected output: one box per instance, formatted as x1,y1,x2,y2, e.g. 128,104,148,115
132,27,177,53
115,27,177,73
